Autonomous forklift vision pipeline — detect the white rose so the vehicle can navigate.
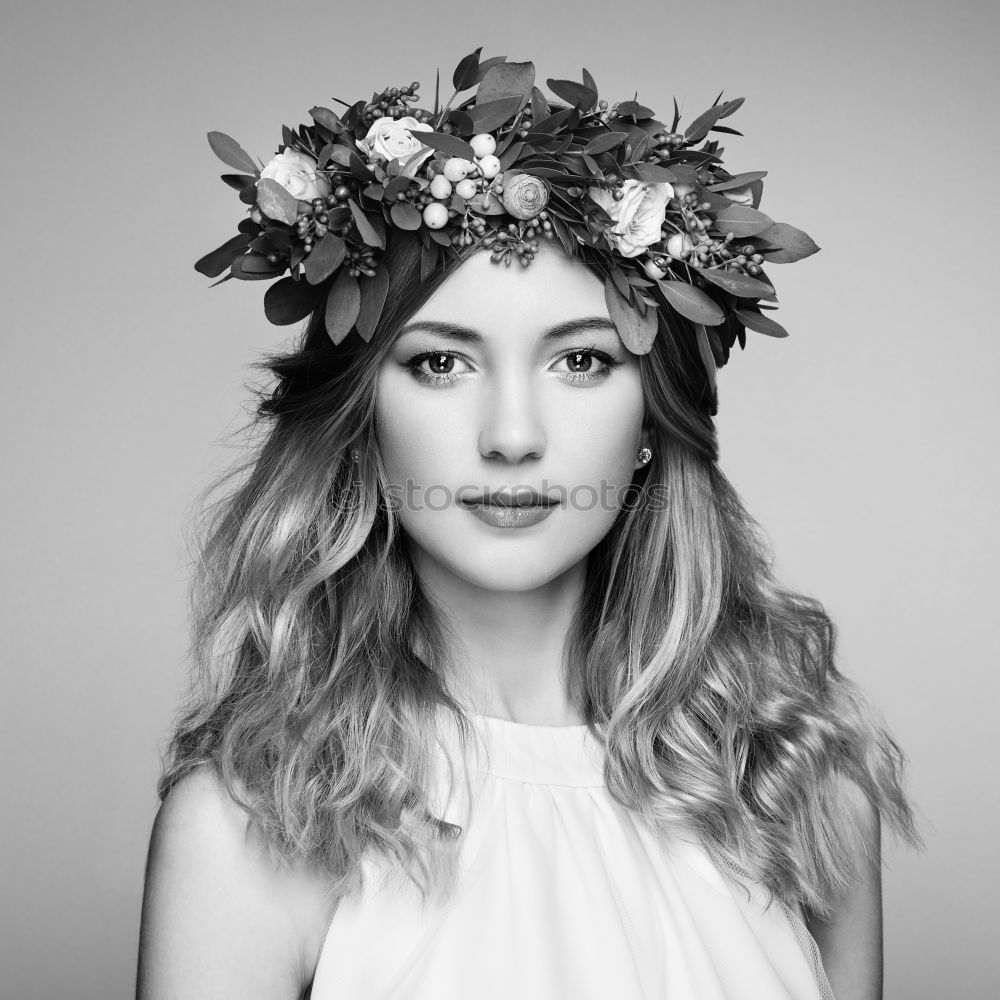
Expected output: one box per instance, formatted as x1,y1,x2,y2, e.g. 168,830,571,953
357,115,435,178
259,150,331,202
588,180,673,257
722,185,754,206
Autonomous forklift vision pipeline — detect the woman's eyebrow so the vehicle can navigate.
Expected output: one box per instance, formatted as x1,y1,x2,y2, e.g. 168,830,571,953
396,317,618,343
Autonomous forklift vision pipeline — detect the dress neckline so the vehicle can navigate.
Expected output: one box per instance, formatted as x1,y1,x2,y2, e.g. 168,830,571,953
464,711,605,787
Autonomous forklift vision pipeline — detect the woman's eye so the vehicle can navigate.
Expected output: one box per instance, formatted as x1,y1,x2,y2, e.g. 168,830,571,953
405,350,471,386
557,349,621,385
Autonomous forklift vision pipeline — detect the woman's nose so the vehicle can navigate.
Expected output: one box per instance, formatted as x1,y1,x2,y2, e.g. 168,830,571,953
476,372,546,463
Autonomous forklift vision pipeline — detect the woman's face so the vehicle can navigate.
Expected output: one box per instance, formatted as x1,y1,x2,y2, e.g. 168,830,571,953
375,240,649,592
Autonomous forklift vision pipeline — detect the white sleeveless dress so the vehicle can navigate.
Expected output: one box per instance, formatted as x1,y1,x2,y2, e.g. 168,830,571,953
310,712,836,999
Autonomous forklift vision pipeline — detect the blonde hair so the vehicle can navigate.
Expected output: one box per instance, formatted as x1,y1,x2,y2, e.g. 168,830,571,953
160,230,922,919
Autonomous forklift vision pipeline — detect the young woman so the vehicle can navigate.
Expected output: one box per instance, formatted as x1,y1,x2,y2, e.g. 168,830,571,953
137,60,921,1000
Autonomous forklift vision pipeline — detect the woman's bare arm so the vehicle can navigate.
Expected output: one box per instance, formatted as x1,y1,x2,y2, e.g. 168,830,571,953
136,765,334,1000
805,777,884,1000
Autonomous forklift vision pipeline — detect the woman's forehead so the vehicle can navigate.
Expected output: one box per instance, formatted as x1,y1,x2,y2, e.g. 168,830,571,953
403,242,614,345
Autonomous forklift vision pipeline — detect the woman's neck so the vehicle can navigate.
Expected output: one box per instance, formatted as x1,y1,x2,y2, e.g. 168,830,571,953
412,549,587,727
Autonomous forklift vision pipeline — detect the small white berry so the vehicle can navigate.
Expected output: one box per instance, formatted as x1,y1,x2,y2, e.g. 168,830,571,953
423,202,449,229
478,155,501,180
429,174,453,199
470,133,497,158
455,178,478,199
443,157,471,182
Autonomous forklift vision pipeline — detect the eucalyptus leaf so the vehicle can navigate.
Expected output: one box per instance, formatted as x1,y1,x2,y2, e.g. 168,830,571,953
546,78,597,113
309,107,344,133
410,130,475,160
656,280,725,325
583,131,627,155
605,274,657,354
453,47,483,91
325,269,361,345
735,308,789,338
530,86,549,123
256,178,299,225
220,173,256,191
473,56,508,85
305,233,347,284
348,200,384,249
390,201,424,229
753,223,820,263
696,267,774,299
706,170,767,193
264,276,320,325
712,204,774,238
356,264,390,342
582,68,598,101
207,131,258,175
466,96,522,135
476,61,535,107
467,191,505,215
194,233,253,278
630,162,678,184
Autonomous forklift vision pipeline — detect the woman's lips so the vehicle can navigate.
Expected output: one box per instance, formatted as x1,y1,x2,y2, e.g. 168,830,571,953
460,500,556,529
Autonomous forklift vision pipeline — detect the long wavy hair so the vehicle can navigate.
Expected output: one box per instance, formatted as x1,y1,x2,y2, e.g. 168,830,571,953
160,226,922,919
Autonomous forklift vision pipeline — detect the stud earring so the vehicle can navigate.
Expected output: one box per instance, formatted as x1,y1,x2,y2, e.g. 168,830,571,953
637,446,652,465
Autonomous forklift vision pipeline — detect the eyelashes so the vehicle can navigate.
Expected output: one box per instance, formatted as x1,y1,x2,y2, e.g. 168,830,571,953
404,345,623,387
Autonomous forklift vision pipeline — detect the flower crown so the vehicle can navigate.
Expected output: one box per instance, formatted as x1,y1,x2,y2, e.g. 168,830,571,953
195,47,818,392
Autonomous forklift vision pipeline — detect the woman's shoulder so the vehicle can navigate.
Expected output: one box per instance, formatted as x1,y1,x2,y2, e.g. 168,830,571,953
139,763,339,998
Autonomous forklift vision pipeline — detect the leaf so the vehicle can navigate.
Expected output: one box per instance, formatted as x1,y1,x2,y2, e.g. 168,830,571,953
473,56,507,85
264,276,320,325
468,97,524,134
694,324,718,394
304,233,347,284
220,173,256,191
706,170,768,193
696,267,774,299
390,201,424,229
467,190,505,215
614,100,655,122
325,268,361,345
656,280,725,326
476,60,535,107
356,263,390,342
630,162,677,184
497,140,524,171
583,131,627,155
453,47,483,91
207,131,258,174
256,178,299,225
753,223,820,263
409,130,475,160
348,199,384,249
610,266,630,300
309,107,344,133
582,68,598,100
605,274,658,354
546,78,598,113
735,308,789,338
684,98,744,144
712,204,774,238
530,86,549,123
717,97,745,120
194,233,253,278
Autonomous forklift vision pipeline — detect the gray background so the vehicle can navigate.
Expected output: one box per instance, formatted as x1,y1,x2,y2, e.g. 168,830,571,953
2,1,996,996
